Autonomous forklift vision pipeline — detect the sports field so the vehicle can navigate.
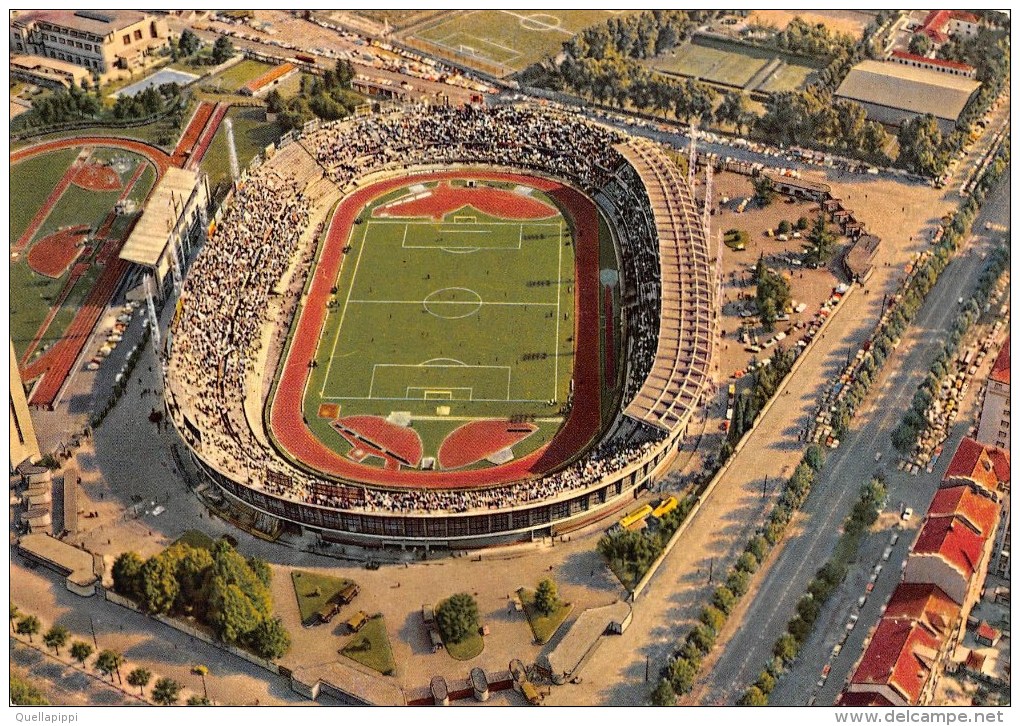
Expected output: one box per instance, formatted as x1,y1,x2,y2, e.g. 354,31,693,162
302,179,574,469
10,145,154,364
652,38,818,92
412,10,635,74
270,171,614,488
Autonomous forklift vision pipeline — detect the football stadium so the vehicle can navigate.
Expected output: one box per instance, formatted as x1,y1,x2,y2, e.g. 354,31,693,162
165,104,715,547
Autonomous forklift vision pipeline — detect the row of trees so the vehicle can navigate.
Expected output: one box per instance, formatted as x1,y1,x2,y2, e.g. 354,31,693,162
266,59,359,132
770,17,856,59
10,603,198,705
891,246,1009,454
651,447,826,704
723,344,798,454
111,82,184,121
825,139,1008,444
562,10,703,62
173,29,235,66
740,476,886,705
112,539,290,660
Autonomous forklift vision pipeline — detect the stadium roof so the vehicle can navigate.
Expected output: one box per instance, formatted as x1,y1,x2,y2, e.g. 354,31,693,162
120,167,200,269
835,60,980,122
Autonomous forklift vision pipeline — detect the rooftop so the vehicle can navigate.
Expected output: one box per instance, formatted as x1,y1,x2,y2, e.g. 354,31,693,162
835,60,981,122
12,9,150,36
911,515,985,579
890,50,976,73
883,582,960,637
120,168,200,268
851,617,940,705
989,337,1009,385
943,437,1006,493
927,485,999,539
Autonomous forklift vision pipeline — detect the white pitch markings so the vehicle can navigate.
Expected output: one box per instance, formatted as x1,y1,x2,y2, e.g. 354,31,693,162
553,219,563,401
321,221,371,397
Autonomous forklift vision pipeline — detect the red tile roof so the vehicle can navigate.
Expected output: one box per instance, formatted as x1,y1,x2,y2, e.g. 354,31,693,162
883,583,960,636
943,438,1000,493
851,618,941,705
922,10,981,35
912,516,986,579
890,50,976,72
965,649,986,671
990,337,1009,385
952,11,980,24
837,691,896,707
976,621,1000,641
985,446,1010,485
928,486,999,539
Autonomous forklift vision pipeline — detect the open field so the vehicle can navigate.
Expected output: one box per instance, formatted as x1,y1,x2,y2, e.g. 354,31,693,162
748,9,874,40
412,10,634,73
340,616,397,675
301,179,575,467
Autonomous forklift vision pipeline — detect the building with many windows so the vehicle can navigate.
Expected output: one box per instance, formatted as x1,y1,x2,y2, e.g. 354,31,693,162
9,10,169,76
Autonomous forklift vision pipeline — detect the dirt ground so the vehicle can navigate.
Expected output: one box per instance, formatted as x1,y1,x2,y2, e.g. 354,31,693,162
747,9,875,39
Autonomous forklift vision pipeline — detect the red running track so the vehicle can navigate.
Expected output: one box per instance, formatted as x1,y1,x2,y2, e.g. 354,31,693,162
26,226,89,278
187,103,228,170
170,101,215,167
270,171,603,490
13,138,168,408
437,420,538,470
375,181,558,221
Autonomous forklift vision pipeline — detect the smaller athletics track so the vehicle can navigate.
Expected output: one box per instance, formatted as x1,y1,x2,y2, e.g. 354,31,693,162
270,170,603,490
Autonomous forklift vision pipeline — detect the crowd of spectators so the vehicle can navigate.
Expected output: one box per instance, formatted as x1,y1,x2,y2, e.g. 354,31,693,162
166,103,689,517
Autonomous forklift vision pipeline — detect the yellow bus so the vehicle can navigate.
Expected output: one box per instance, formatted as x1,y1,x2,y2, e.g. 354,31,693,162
652,496,679,519
618,504,653,530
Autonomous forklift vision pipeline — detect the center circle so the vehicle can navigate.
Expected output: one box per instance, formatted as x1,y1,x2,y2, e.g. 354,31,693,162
422,287,483,319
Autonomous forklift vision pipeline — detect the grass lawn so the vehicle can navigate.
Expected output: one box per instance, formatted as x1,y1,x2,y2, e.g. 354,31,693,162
340,615,397,675
200,106,284,201
443,630,484,661
10,147,80,242
415,10,635,73
653,43,768,87
757,62,817,93
290,570,356,624
172,530,216,550
296,179,575,462
518,588,573,644
206,59,275,93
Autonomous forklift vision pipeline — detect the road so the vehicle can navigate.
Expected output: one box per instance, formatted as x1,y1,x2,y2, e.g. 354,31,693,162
697,174,1010,705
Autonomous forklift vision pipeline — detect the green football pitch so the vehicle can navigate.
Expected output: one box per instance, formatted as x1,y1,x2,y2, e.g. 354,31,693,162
302,181,578,461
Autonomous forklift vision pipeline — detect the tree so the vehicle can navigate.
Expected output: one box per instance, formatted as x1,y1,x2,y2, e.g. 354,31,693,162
16,615,41,643
140,551,180,614
747,535,770,563
804,444,826,472
755,669,777,694
908,33,933,56
10,673,49,705
212,35,235,65
10,602,21,632
248,616,291,660
752,175,776,206
187,695,211,705
726,569,751,597
178,29,201,56
735,552,759,574
774,632,798,664
740,685,768,706
689,624,716,654
43,624,70,655
668,656,698,694
712,585,737,615
715,90,753,134
650,676,676,706
436,593,479,644
95,649,124,684
700,605,727,634
207,578,263,645
112,551,145,601
152,677,182,706
796,216,810,230
534,578,559,616
803,211,837,267
777,219,792,236
71,641,94,668
247,557,272,588
127,667,152,697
